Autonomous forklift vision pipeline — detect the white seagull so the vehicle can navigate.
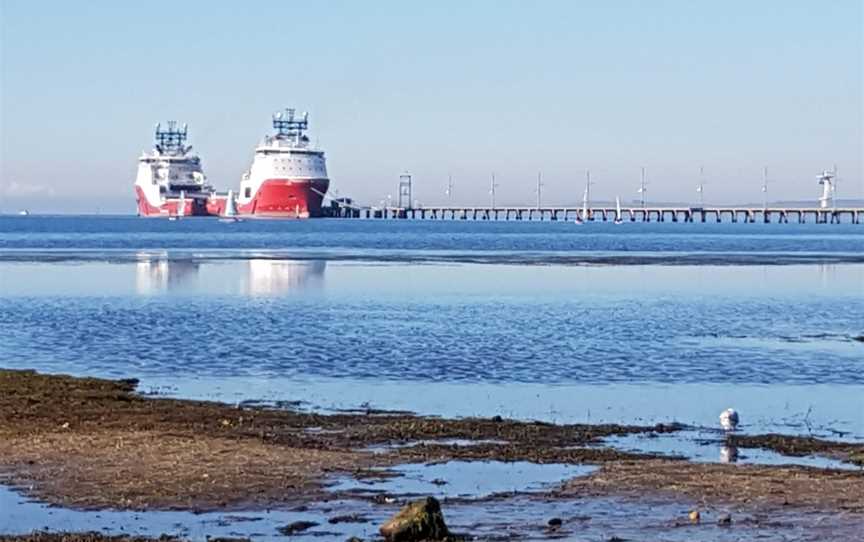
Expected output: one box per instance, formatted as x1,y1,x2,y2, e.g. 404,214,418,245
719,408,739,431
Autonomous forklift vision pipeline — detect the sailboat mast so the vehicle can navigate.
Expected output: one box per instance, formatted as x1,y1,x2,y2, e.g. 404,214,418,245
640,167,647,208
536,171,542,209
585,170,591,206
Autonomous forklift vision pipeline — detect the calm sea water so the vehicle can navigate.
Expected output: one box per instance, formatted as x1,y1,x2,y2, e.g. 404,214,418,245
1,216,862,438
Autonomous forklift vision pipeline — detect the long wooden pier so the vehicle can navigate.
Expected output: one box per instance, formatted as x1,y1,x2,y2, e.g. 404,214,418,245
328,205,863,224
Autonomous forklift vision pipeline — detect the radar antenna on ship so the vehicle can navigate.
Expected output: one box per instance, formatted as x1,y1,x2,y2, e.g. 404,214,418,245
154,121,189,155
272,108,309,141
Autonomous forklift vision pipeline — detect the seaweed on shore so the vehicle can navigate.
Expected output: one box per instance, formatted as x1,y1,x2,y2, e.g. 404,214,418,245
727,433,864,465
0,533,187,542
0,369,677,510
1,369,861,516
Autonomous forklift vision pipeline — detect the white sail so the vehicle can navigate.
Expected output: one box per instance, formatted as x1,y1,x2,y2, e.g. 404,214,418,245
581,188,589,221
177,191,186,218
615,196,622,223
224,190,237,217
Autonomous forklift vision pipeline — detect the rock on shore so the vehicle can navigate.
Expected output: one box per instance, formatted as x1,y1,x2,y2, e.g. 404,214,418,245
380,497,450,541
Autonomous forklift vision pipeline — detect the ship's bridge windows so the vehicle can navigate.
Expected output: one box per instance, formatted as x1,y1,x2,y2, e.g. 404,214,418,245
245,187,251,198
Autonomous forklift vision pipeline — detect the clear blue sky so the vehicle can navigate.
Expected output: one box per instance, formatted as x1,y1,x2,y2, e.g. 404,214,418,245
1,0,861,212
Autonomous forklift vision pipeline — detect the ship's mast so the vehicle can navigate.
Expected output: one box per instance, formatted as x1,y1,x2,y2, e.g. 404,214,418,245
154,121,189,156
272,108,309,143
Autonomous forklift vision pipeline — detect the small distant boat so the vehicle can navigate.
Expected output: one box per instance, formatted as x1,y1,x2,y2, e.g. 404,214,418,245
219,190,243,223
18,209,30,216
614,196,623,225
574,187,588,225
168,191,186,221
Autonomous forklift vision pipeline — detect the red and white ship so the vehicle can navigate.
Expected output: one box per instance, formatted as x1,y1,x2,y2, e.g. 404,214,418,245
236,109,330,218
134,122,216,217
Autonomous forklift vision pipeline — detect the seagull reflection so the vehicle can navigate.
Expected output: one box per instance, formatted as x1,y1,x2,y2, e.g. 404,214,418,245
136,257,200,294
246,259,326,296
720,445,739,464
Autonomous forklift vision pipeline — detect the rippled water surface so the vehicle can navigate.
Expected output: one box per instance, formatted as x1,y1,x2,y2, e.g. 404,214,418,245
1,216,862,437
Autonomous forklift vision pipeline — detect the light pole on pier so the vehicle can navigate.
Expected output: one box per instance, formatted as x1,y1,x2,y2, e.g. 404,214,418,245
398,173,413,209
490,173,500,208
696,166,705,206
638,167,648,208
536,171,543,209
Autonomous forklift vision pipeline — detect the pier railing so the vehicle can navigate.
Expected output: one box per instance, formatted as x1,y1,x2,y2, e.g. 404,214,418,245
326,205,862,224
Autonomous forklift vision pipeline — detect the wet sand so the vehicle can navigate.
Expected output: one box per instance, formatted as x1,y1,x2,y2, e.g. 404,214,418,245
1,369,863,539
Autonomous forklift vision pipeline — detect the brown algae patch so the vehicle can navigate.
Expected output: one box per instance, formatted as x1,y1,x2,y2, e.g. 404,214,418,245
0,535,190,542
0,370,668,510
1,368,862,521
561,459,864,513
727,433,864,466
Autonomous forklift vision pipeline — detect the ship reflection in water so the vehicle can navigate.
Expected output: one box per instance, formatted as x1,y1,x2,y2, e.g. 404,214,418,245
135,256,326,296
135,257,200,294
245,259,326,296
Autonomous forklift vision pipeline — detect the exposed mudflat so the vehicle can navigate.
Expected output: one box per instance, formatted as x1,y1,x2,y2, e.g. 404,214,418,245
0,535,188,542
727,433,864,465
562,459,864,513
1,370,863,541
0,370,663,510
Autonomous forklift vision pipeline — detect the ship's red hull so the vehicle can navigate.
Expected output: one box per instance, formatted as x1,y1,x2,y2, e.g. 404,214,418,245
237,178,329,218
135,178,329,219
135,186,211,217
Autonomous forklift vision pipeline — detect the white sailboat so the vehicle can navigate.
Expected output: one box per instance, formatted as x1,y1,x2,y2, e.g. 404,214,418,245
614,196,623,225
574,188,586,225
581,188,589,223
169,191,186,221
575,170,592,225
219,190,243,223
